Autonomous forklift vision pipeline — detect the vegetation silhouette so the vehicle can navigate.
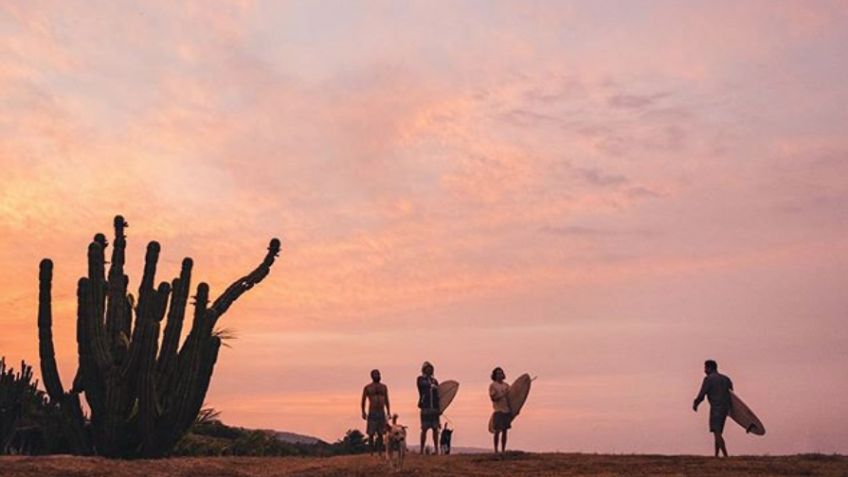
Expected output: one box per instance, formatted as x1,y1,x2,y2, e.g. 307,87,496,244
174,409,372,457
0,358,67,455
37,215,280,458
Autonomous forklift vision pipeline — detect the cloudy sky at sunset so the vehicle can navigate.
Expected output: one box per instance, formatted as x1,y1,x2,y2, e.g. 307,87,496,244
1,1,847,454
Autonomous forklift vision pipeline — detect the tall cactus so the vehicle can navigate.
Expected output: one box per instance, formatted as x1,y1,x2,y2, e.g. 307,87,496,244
38,215,280,457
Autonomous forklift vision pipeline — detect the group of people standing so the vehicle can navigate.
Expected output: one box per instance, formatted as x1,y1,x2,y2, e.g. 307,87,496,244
361,361,517,455
361,359,738,457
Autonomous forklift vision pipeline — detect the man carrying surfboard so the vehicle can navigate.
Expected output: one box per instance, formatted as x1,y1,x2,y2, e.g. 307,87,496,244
417,361,440,455
693,359,733,457
361,369,391,455
489,367,511,453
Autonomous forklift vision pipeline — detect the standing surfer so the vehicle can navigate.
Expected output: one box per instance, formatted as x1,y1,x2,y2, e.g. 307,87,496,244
361,369,391,455
693,359,734,457
489,367,511,453
417,361,440,454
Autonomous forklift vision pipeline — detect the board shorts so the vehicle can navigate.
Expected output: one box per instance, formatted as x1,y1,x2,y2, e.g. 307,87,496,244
492,411,513,431
420,408,441,430
367,410,387,435
709,405,729,433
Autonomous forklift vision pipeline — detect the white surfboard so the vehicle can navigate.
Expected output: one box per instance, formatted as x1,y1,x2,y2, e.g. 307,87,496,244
729,390,765,435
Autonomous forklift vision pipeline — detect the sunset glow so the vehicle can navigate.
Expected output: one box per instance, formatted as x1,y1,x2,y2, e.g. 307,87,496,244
1,1,847,454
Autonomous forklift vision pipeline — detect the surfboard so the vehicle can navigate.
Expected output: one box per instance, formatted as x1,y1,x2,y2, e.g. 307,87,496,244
508,374,533,417
488,373,533,433
438,380,460,414
729,390,765,435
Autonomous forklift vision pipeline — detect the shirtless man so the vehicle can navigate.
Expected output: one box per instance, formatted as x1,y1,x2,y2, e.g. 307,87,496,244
361,369,391,454
489,367,511,453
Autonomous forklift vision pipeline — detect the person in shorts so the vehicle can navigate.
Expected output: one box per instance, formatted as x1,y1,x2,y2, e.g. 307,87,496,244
417,361,440,454
693,359,734,457
489,366,512,453
361,369,390,454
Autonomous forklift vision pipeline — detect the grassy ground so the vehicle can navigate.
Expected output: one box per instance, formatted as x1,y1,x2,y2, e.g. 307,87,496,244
1,452,847,476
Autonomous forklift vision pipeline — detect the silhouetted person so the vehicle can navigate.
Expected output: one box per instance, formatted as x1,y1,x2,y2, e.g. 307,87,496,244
417,361,440,454
361,369,390,455
693,359,733,457
489,367,511,453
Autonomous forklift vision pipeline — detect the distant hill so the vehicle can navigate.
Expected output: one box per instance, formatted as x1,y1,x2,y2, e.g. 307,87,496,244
264,428,491,454
182,419,507,457
176,420,366,457
266,430,326,446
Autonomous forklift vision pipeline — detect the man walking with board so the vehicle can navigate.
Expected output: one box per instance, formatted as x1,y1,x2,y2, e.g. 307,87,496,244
693,359,733,457
361,369,391,455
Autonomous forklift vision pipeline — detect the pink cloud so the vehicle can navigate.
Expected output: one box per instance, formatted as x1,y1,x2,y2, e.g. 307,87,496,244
1,0,847,454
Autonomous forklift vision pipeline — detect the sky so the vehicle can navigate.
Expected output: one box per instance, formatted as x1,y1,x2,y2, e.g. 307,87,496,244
1,0,847,455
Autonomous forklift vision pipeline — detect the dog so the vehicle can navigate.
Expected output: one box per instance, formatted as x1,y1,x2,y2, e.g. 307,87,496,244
384,414,407,471
440,423,453,455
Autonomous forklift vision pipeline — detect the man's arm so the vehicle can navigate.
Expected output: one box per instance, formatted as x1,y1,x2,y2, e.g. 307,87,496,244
490,384,506,402
384,386,391,416
728,377,734,391
361,387,368,420
693,377,709,411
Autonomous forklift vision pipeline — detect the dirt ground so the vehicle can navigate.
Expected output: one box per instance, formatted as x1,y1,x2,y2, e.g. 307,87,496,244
1,453,847,477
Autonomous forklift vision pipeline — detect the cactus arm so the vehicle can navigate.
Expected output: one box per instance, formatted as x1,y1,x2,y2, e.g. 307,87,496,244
37,260,91,454
209,238,281,324
192,282,210,335
87,242,112,370
167,283,208,414
74,278,95,395
157,258,192,381
106,215,129,348
37,259,65,401
121,241,161,379
138,282,170,455
71,278,89,394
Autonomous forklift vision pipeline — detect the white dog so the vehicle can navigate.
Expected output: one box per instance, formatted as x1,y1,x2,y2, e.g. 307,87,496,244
384,414,407,471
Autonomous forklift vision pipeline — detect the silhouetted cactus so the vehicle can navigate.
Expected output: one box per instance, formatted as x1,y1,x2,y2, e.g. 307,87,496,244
0,358,65,455
1,358,36,453
38,215,280,457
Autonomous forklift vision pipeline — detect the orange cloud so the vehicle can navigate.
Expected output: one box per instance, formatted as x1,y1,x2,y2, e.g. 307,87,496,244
1,0,847,454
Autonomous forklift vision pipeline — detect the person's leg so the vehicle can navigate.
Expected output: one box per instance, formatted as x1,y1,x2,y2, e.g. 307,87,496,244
712,431,720,457
432,428,440,455
717,431,728,457
420,429,427,454
367,432,374,455
493,431,500,453
501,429,508,453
